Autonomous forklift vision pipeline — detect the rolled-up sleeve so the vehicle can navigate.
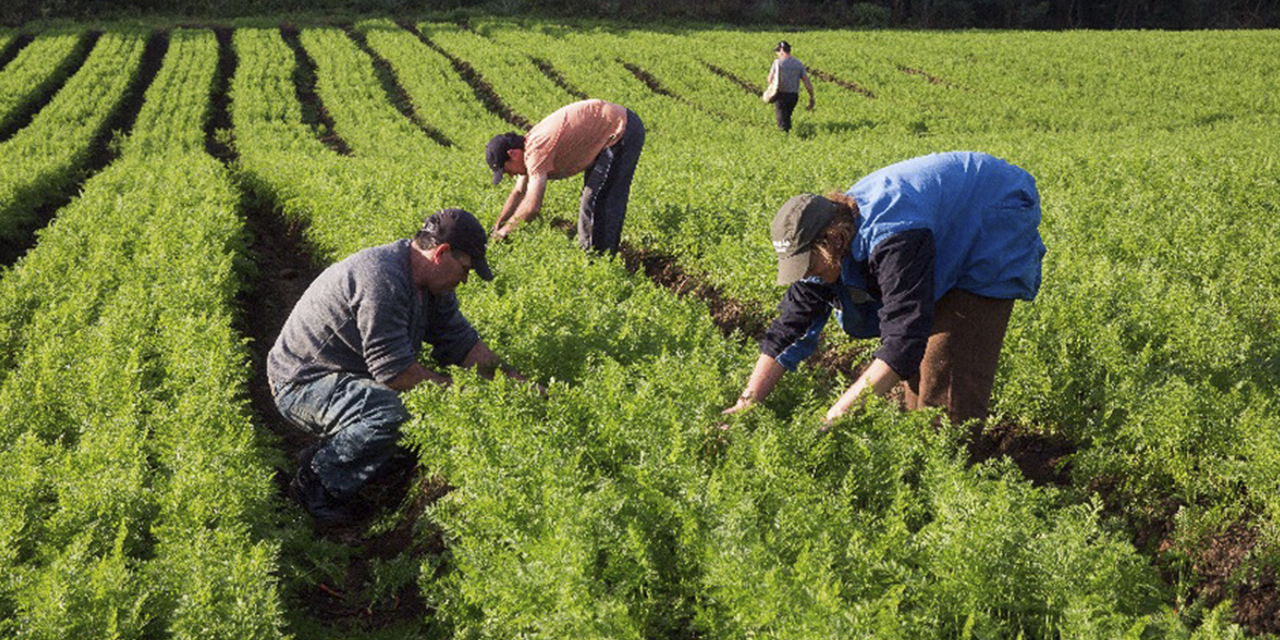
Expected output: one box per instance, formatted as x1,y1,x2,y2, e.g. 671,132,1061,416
869,229,936,380
760,280,835,371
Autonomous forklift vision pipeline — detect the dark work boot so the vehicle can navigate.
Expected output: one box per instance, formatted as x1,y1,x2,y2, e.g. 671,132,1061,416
360,446,418,505
289,443,372,527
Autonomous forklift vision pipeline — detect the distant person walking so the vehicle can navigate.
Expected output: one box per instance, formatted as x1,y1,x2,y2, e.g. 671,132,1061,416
723,152,1046,430
766,40,815,133
269,209,534,526
486,99,645,253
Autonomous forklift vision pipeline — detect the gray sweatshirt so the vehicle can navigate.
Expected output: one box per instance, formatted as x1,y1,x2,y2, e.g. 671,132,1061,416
267,239,479,388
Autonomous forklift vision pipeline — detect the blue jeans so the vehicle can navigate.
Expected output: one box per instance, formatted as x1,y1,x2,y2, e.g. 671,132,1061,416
272,372,410,501
578,109,645,253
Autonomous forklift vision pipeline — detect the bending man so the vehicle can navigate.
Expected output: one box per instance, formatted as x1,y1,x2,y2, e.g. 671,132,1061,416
486,99,645,253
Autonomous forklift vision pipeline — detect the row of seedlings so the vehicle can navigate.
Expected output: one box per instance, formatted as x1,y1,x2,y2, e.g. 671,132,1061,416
0,30,86,138
0,31,146,244
354,18,509,151
0,28,286,639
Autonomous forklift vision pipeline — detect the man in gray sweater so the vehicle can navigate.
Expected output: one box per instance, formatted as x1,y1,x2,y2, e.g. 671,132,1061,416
268,208,528,525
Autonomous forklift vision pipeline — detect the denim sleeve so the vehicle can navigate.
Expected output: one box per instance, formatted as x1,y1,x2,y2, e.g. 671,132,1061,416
426,292,481,367
760,279,835,371
869,229,936,380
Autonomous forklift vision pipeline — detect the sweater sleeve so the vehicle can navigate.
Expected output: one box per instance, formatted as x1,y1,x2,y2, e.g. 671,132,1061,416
425,291,481,367
869,229,936,380
760,279,836,371
357,273,419,385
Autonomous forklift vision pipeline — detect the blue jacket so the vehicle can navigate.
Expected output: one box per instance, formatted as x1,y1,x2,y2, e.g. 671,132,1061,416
761,152,1046,378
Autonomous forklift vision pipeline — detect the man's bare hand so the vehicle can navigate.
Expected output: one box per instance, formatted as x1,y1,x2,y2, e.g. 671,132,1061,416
722,397,753,416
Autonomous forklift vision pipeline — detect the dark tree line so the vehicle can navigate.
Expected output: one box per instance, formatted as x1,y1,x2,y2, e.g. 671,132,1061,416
3,0,1277,28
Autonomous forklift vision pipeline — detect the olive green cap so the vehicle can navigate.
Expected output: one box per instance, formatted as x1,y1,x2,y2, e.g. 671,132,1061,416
771,193,837,286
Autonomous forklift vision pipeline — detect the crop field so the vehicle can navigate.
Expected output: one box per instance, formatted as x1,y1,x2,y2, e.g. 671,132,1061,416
0,17,1278,640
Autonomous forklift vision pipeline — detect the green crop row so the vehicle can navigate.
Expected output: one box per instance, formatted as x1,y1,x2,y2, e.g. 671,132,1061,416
0,29,285,639
355,18,508,152
424,22,574,129
243,21,1280,635
0,31,84,138
122,29,218,156
297,26,438,161
0,31,145,243
231,27,505,262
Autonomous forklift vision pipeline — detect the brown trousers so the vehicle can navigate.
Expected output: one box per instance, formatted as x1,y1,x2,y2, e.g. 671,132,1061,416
900,289,1014,425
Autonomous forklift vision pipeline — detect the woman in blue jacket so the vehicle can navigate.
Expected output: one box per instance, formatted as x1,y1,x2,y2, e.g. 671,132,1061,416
724,151,1046,427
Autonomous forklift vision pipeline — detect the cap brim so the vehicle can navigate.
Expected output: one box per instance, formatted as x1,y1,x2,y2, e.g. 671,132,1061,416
776,249,810,286
474,255,494,281
491,166,505,185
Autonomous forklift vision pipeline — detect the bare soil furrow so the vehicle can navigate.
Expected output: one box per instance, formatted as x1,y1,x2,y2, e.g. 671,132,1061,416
204,27,235,163
702,61,760,95
808,66,877,98
279,25,353,156
530,56,588,100
620,60,676,97
344,24,454,148
896,64,962,89
398,21,531,130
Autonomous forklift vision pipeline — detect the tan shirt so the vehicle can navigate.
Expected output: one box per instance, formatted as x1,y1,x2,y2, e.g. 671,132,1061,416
524,99,628,180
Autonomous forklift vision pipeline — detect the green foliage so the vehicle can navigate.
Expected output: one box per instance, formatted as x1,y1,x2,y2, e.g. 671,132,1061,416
3,18,1274,639
0,31,146,241
0,29,285,638
0,30,85,137
355,18,507,150
298,26,437,160
217,21,1278,638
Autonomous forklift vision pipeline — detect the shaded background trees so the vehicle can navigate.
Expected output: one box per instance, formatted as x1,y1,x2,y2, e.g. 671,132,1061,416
3,0,1277,28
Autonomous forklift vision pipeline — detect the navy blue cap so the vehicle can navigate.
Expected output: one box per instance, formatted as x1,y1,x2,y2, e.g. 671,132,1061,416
485,133,524,185
421,209,493,281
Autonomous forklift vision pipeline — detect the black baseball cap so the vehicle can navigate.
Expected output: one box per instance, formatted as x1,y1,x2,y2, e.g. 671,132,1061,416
421,209,493,281
485,133,524,185
775,40,791,52
771,194,836,286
